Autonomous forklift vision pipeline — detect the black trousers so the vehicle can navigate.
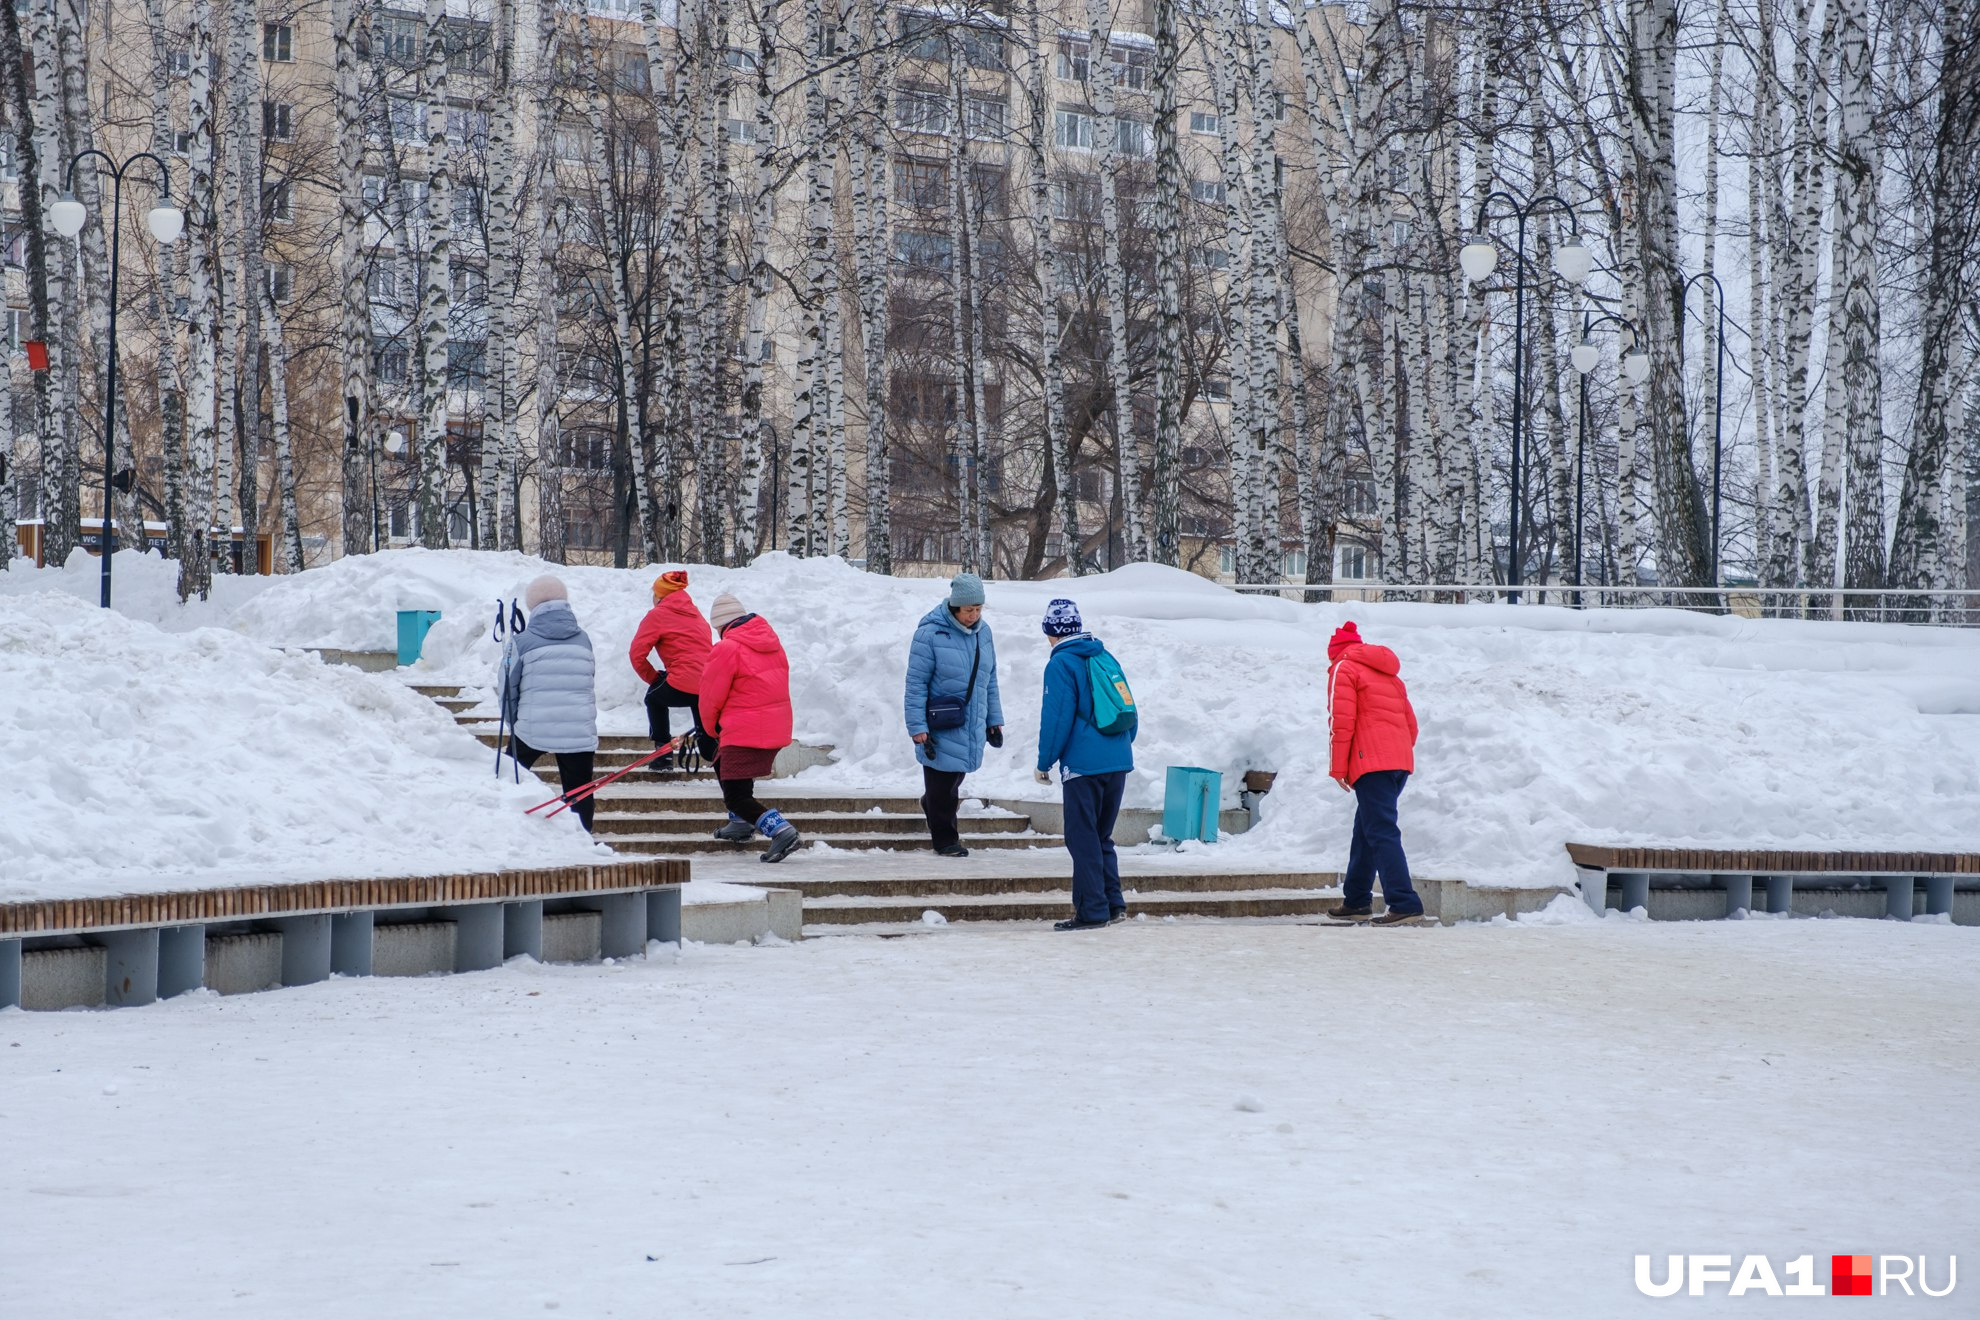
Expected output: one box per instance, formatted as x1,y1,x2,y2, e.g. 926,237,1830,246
921,766,965,850
643,677,706,747
512,737,597,832
720,776,769,824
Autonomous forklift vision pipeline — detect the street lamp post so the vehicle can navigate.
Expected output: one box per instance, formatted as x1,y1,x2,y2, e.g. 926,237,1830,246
1569,313,1649,601
1459,189,1591,602
1678,272,1730,587
48,150,183,609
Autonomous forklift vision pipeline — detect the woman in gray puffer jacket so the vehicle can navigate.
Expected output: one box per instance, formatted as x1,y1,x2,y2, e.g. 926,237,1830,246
500,575,601,830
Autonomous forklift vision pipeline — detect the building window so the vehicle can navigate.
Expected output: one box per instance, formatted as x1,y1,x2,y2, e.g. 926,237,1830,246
262,100,294,142
263,263,293,302
1055,38,1089,82
1052,177,1098,222
1190,110,1219,136
1282,548,1307,579
893,229,952,273
960,27,1002,69
1218,544,1236,576
1345,476,1377,517
894,88,949,135
267,180,293,222
1190,178,1226,206
167,46,191,77
170,129,194,156
892,157,947,208
722,46,759,71
447,108,490,146
389,97,427,143
450,264,486,305
1181,445,1209,467
1115,117,1150,158
447,339,487,391
261,22,293,62
445,18,491,74
1201,375,1230,401
966,96,1007,141
899,13,945,60
1054,109,1093,150
970,164,1007,215
1199,245,1229,272
1113,45,1151,90
1337,543,1369,580
451,184,484,231
893,376,956,424
563,428,613,470
374,338,410,385
380,13,422,65
366,261,401,307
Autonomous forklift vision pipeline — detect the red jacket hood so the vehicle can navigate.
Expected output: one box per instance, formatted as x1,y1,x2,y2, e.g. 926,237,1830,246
723,614,783,654
1333,641,1401,676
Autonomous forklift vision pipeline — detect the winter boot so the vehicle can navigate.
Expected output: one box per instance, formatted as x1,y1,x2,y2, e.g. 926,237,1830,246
1053,916,1111,931
936,844,970,858
1369,910,1426,927
652,752,677,773
757,809,801,863
1325,903,1374,922
712,815,754,843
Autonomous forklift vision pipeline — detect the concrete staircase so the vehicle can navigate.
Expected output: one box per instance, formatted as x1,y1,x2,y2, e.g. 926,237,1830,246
410,682,1344,929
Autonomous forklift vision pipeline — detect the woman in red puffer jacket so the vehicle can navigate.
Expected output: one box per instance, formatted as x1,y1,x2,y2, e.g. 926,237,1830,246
1325,621,1424,924
698,592,802,863
629,570,714,769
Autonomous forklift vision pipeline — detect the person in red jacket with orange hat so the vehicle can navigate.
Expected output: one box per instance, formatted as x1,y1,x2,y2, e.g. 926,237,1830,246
629,570,714,772
1325,620,1424,925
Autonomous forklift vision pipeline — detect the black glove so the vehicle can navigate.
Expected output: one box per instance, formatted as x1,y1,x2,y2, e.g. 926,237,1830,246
986,726,1003,748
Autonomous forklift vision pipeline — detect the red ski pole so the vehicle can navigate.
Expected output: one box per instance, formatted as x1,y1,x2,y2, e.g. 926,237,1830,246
528,736,684,818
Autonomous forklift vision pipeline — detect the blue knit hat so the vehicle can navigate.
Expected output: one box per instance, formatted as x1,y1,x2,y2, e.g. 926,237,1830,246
1041,598,1083,637
948,572,986,608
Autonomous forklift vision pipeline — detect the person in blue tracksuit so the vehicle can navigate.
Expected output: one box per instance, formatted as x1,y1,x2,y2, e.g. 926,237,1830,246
903,572,1004,856
500,575,600,831
1034,598,1135,930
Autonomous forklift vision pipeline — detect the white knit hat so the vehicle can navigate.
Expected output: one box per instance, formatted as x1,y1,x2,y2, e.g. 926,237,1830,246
709,592,747,631
523,575,568,609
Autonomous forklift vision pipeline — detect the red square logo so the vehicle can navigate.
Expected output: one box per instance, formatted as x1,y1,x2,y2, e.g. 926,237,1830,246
1833,1255,1873,1296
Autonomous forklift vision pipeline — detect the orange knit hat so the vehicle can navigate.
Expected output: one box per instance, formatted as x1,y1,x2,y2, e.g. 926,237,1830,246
652,570,689,599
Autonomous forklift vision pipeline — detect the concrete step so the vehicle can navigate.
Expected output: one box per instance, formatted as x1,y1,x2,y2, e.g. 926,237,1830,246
597,793,930,815
590,811,1034,837
608,833,1063,857
434,697,479,714
802,887,1346,926
410,684,464,699
531,764,718,785
473,731,656,753
760,870,1341,899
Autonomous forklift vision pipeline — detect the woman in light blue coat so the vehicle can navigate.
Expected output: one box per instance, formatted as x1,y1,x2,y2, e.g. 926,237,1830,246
500,575,600,831
903,573,1003,857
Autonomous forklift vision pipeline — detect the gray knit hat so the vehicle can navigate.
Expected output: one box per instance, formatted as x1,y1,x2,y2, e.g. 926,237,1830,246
709,591,747,631
948,572,986,608
523,575,568,609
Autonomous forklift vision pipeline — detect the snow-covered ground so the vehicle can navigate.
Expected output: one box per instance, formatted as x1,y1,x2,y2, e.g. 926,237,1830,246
2,916,1972,1317
11,545,1974,892
0,585,604,901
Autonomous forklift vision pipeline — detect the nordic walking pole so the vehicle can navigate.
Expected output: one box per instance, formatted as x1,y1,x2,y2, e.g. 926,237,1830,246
529,737,683,819
492,599,508,778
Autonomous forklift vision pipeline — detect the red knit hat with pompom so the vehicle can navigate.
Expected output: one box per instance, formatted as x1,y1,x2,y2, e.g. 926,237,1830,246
1328,620,1362,661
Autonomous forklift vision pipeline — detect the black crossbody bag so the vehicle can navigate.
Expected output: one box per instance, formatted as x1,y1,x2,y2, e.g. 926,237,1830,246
924,632,982,731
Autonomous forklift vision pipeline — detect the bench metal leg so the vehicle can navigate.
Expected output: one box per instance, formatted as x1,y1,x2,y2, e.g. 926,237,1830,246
504,900,544,961
275,915,333,987
1616,873,1650,914
0,939,19,1010
648,888,683,945
158,926,205,998
1720,873,1753,917
1764,875,1793,914
599,893,646,960
452,902,504,972
331,912,374,976
99,929,160,1008
1578,870,1608,915
1924,876,1955,918
1885,875,1916,920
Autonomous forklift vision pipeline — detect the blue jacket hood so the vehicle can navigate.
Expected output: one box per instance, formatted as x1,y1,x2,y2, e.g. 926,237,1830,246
526,599,583,641
1049,634,1101,660
919,601,982,636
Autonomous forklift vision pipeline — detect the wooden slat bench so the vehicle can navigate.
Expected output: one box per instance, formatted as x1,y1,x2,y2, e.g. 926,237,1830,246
1564,845,1980,920
0,858,689,1011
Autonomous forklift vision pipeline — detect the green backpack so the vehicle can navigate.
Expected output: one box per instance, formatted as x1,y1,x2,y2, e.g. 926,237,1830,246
1084,649,1138,737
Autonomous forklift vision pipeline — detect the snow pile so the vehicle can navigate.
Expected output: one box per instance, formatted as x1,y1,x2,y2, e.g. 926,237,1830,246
0,591,604,901
13,546,1980,890
0,548,277,632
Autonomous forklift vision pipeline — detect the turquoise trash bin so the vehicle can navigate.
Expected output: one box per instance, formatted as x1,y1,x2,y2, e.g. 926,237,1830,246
396,609,442,666
1162,766,1223,844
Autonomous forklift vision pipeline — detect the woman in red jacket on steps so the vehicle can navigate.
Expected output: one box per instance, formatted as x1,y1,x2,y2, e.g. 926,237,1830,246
629,571,714,771
698,592,802,863
1326,620,1424,925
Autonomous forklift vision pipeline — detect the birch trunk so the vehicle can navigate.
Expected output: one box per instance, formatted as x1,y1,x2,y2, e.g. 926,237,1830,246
230,0,265,568
853,0,894,572
1888,0,1977,597
1147,0,1183,565
480,0,521,549
30,0,78,564
1768,0,1823,588
211,0,243,564
530,0,564,560
411,0,454,547
334,0,373,555
1833,0,1885,604
182,0,220,598
260,280,304,572
733,0,778,560
1085,0,1132,566
787,0,830,555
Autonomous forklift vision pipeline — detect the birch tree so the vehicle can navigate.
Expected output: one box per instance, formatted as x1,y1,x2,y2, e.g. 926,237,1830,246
1084,0,1133,566
181,0,221,599
1147,0,1183,565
